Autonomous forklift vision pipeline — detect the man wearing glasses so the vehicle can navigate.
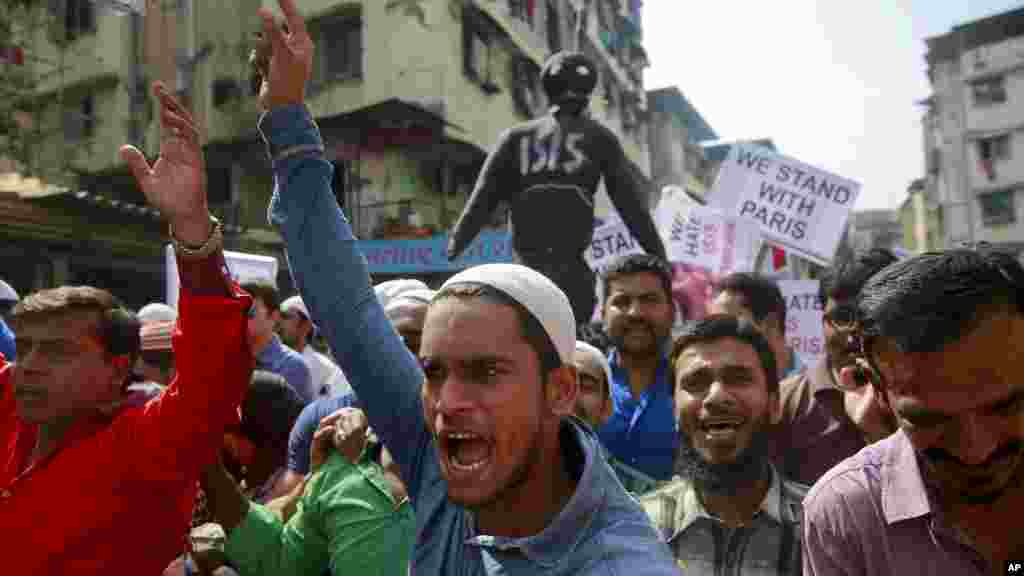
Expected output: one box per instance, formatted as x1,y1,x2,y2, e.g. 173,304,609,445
772,249,899,486
803,245,1024,575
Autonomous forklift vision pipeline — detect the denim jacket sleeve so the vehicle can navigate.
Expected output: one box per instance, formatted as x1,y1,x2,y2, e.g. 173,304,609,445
258,104,436,500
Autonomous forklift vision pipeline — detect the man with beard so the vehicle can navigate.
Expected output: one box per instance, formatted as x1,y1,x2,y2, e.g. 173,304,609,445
244,2,678,572
641,315,808,574
773,249,899,486
597,254,678,481
803,246,1024,575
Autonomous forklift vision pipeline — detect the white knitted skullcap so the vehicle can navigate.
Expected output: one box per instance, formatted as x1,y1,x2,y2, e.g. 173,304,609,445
0,279,17,303
574,341,613,392
137,302,177,324
280,295,311,320
374,279,430,309
384,289,435,318
439,264,575,364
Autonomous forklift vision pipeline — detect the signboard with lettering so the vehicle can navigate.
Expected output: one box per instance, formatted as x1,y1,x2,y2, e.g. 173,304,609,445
359,231,513,274
584,218,647,276
778,280,825,367
659,202,761,276
709,143,860,266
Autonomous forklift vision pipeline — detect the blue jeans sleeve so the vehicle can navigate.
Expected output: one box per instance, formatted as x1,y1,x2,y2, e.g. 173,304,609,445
259,105,437,502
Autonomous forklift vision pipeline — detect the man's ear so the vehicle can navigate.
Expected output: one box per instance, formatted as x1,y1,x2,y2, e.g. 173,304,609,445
546,364,578,418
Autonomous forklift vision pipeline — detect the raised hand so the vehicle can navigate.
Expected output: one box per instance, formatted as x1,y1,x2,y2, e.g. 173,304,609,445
250,0,313,111
310,407,370,472
119,82,210,245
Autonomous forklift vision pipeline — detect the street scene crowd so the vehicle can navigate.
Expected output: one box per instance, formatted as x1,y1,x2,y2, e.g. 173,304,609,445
2,1,1023,575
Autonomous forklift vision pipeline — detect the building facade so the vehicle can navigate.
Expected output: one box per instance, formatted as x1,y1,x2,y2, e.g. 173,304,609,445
646,86,717,207
922,7,1024,254
3,0,652,299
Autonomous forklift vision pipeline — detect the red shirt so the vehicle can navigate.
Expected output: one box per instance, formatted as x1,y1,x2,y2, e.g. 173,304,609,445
1,278,253,574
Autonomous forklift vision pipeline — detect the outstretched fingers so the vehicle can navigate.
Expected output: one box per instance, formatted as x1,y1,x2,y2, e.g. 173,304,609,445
120,145,153,188
276,0,308,40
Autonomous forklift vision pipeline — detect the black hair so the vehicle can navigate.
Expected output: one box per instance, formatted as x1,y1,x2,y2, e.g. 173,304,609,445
858,245,1024,354
601,253,673,304
669,314,779,394
576,322,613,355
818,248,898,308
714,273,787,331
434,282,562,375
241,370,306,452
241,281,282,312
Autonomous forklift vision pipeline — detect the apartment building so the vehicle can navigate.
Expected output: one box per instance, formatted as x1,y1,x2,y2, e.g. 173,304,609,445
922,6,1024,254
1,0,651,297
646,86,718,207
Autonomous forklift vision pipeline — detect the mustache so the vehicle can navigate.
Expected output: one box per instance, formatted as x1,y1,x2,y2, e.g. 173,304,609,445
923,441,1023,469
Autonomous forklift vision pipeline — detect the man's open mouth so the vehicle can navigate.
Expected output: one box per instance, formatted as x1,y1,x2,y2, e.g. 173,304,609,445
700,417,744,440
441,431,492,473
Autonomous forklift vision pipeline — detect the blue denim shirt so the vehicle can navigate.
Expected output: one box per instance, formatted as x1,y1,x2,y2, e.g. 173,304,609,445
597,349,678,480
256,334,314,404
0,317,14,362
259,104,679,576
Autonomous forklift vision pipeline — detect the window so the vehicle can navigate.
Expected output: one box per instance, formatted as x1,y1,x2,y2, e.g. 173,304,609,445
63,94,95,141
978,134,1011,161
978,189,1015,226
310,11,362,87
971,76,1007,106
510,0,533,26
62,0,96,42
463,8,499,93
546,0,561,52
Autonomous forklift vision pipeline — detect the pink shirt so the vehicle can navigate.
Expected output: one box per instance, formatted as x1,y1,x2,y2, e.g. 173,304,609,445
802,430,990,575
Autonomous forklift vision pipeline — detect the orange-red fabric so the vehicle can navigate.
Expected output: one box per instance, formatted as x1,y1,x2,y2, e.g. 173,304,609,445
1,285,253,575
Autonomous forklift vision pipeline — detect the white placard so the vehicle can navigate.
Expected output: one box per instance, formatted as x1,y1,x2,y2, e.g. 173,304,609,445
779,280,824,367
584,218,647,276
165,245,279,309
708,143,860,266
659,202,762,276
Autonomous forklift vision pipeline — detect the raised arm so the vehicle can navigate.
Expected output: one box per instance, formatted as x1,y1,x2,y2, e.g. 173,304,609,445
602,134,666,261
117,82,252,473
447,130,514,261
251,0,435,498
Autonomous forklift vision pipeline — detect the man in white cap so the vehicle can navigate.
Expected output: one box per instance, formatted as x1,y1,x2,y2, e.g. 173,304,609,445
0,279,17,361
279,295,351,398
250,4,677,569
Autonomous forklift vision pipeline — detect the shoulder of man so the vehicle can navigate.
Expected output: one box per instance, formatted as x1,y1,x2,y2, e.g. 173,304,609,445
637,478,692,540
777,368,813,425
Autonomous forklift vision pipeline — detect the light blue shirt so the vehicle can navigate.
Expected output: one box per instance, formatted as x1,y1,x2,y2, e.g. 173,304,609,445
0,317,14,361
259,104,679,576
256,334,314,404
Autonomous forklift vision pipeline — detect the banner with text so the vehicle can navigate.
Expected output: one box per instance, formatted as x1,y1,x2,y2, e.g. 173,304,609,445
779,280,824,367
708,143,860,266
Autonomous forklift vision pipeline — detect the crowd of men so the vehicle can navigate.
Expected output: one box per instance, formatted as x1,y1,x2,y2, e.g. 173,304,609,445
2,1,1023,574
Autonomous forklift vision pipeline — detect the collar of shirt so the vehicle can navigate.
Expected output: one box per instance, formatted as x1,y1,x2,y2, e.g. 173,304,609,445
607,348,672,399
667,463,792,541
256,334,286,367
880,429,935,524
463,418,606,569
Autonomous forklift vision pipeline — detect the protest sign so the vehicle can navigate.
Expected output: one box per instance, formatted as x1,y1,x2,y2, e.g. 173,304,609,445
584,217,647,276
660,202,761,276
165,245,279,309
778,280,824,367
709,143,859,267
